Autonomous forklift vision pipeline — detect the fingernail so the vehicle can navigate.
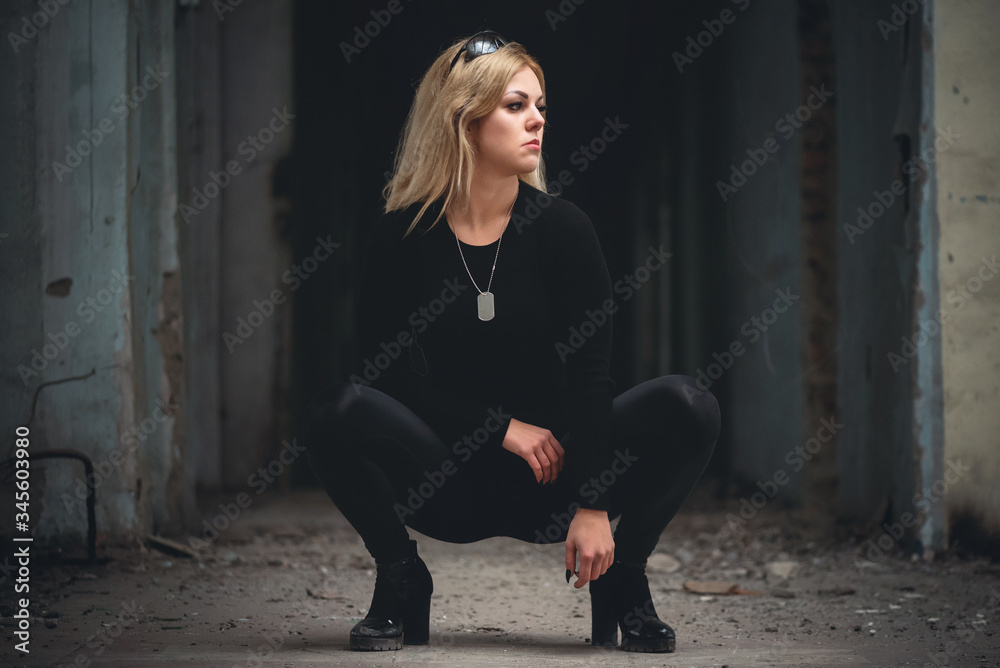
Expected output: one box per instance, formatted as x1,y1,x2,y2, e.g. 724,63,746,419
565,568,571,583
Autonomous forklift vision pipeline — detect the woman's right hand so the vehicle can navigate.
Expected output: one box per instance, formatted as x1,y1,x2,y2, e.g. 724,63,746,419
501,418,565,484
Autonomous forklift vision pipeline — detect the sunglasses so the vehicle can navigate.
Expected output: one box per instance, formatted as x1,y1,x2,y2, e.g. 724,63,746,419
448,30,508,73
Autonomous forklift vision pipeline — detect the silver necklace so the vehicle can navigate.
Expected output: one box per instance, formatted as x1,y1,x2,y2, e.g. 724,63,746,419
450,194,515,321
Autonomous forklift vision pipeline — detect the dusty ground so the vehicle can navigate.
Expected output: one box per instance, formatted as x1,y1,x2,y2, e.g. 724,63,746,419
2,484,999,667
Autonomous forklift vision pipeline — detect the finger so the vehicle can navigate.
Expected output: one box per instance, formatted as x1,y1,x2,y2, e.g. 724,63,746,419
549,436,565,473
550,434,566,460
575,552,595,589
527,456,543,483
541,442,561,480
565,538,576,574
536,451,552,483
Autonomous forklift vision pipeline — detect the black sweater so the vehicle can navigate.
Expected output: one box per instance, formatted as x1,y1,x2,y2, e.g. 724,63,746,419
351,178,618,511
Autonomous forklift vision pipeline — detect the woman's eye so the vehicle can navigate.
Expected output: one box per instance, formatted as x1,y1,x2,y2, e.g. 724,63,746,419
509,102,546,113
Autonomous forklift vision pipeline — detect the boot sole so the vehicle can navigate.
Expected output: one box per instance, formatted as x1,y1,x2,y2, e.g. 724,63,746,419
350,635,403,651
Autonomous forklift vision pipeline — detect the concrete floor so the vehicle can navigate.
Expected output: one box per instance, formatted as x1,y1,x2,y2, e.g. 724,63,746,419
2,486,999,667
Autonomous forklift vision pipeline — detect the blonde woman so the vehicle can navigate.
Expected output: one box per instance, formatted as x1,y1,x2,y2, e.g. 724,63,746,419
303,30,720,654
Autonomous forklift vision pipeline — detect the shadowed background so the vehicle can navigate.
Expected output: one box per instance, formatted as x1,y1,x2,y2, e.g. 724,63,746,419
1,0,998,562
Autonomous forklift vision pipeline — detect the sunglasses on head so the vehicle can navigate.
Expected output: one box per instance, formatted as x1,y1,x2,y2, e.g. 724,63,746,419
448,30,508,73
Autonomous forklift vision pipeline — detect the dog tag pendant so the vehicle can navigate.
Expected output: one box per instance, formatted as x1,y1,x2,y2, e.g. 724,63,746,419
477,291,495,321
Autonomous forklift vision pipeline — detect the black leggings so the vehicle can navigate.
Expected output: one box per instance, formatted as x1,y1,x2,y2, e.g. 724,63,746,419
302,375,721,565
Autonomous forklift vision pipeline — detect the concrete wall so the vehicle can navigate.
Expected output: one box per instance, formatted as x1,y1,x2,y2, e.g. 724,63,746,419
933,1,1000,543
1,0,296,547
175,2,224,493
216,1,295,488
722,0,806,496
831,0,939,549
0,0,188,544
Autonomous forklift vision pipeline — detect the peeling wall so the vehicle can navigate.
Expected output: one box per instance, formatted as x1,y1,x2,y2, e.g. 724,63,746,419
0,0,188,546
933,1,1000,542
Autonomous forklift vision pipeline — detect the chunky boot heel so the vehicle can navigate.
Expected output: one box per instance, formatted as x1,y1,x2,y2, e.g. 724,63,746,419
402,591,431,645
588,559,676,653
589,583,619,647
349,539,433,651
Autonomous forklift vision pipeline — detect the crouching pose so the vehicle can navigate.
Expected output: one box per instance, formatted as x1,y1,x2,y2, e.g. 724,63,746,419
302,29,721,654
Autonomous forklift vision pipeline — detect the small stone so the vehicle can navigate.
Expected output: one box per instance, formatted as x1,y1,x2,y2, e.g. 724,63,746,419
676,548,695,565
647,553,681,574
766,561,799,579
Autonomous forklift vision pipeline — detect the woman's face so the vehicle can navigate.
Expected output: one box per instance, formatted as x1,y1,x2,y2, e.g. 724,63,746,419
469,65,546,177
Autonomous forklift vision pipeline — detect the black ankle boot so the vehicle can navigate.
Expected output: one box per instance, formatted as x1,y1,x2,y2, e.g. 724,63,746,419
589,558,676,652
350,539,433,651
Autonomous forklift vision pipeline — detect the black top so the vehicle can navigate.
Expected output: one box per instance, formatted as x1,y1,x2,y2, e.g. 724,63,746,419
352,178,617,511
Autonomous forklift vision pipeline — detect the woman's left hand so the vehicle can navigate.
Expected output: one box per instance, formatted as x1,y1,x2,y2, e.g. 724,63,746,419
565,507,614,588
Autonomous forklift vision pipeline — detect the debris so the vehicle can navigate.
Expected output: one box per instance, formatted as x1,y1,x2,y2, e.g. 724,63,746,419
818,586,855,596
766,560,800,579
675,547,695,565
684,580,739,595
146,534,198,558
306,587,344,601
647,553,681,574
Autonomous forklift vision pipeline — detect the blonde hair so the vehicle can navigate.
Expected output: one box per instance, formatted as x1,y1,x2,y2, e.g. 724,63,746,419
381,34,551,238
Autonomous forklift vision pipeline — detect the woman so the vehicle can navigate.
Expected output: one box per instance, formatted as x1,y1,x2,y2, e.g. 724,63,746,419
302,30,721,654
